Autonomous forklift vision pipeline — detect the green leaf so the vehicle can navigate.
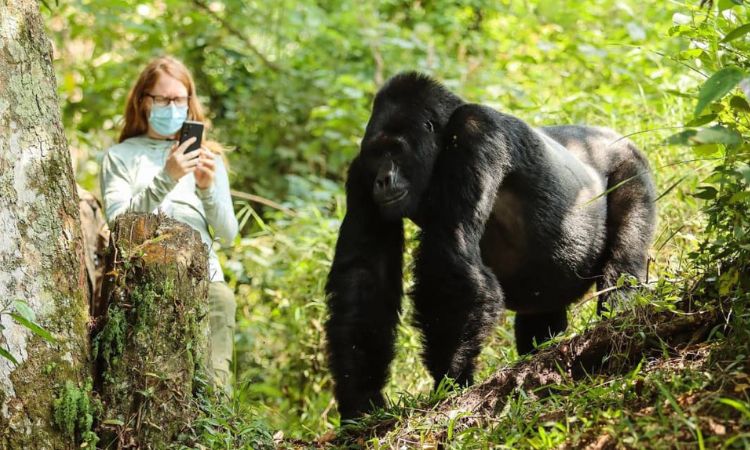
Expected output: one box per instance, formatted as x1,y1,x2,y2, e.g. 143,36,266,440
692,144,721,157
719,268,740,295
695,66,746,116
694,186,718,199
686,114,717,127
0,347,18,365
12,300,35,322
719,0,744,11
664,126,732,152
730,95,750,112
101,419,125,426
677,48,704,60
722,23,750,42
719,398,750,419
738,163,750,183
9,313,57,344
691,125,743,146
730,191,750,203
665,89,693,99
665,129,697,145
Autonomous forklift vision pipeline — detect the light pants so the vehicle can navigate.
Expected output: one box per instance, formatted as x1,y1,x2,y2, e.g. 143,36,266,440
207,281,236,393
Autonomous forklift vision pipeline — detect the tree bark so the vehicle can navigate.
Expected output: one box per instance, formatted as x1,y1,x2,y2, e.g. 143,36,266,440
0,1,90,448
94,213,210,448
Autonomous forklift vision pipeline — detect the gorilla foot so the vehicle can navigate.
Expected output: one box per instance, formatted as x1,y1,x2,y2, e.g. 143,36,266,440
338,390,386,421
514,309,568,355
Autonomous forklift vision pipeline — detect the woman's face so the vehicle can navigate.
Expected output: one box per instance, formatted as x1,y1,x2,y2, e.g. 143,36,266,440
145,73,189,139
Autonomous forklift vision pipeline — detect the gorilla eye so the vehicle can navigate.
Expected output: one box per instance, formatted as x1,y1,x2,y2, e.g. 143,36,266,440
424,120,434,133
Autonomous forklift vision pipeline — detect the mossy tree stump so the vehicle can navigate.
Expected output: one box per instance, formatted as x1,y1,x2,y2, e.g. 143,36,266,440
93,213,210,448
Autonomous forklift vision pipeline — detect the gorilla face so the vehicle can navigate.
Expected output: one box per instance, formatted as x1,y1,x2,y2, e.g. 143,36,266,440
360,119,437,220
359,73,464,220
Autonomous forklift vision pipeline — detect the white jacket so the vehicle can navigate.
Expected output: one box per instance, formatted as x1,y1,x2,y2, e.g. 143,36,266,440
100,135,238,282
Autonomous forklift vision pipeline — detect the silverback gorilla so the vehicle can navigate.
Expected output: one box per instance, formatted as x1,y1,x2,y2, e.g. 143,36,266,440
325,72,656,419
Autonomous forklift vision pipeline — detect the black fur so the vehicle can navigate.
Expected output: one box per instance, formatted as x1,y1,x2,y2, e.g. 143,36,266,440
325,72,656,419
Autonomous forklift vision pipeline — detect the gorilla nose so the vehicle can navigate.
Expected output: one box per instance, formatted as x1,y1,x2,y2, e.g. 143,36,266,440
375,172,393,190
375,162,397,192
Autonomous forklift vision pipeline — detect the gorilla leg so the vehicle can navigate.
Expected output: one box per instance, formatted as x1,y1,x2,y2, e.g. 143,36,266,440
514,309,568,355
597,142,656,314
326,281,400,418
326,170,405,419
413,233,503,387
412,104,513,388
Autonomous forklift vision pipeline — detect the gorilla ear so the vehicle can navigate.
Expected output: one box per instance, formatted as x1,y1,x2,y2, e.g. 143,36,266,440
424,120,434,133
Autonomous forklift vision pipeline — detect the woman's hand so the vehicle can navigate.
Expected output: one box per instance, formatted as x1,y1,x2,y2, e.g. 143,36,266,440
164,137,200,181
195,148,216,190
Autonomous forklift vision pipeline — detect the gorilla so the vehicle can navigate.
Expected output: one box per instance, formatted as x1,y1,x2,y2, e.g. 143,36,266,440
325,72,656,419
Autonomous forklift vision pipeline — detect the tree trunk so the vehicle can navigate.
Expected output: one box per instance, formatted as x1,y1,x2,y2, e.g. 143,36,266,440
94,213,210,448
0,1,90,448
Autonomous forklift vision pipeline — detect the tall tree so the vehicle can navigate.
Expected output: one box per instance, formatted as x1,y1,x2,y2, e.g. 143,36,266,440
0,1,89,447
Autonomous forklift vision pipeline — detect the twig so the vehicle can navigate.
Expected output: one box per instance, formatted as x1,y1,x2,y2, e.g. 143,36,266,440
230,189,296,216
191,0,284,72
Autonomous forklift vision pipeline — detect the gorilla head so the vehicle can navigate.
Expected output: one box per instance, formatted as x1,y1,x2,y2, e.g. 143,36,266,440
359,72,464,220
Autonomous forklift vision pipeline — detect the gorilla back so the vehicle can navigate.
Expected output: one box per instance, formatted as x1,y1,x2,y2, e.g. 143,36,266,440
325,72,656,419
480,125,609,315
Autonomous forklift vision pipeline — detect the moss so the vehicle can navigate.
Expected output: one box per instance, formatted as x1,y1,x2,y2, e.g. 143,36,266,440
52,379,101,448
162,278,175,299
94,280,177,378
132,282,157,339
2,289,90,449
92,304,125,373
43,362,57,375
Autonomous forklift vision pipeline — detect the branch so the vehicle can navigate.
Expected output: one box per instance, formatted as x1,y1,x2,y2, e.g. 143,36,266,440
192,0,284,73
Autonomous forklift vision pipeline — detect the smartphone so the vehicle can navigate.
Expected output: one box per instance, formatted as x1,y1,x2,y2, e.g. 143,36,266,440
179,120,204,153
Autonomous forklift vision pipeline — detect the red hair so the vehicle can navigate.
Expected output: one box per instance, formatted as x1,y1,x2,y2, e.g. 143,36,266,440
119,56,223,154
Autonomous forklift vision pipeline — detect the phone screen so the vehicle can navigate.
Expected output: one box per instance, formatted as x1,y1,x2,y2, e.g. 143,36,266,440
179,121,204,153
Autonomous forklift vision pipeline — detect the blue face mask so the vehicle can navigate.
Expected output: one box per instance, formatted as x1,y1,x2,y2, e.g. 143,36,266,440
148,104,188,137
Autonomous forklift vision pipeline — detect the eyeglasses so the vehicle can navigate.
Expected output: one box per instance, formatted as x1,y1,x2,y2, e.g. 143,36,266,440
143,93,190,107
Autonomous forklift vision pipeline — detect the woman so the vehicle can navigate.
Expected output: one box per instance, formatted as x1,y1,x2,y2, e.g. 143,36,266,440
100,56,238,392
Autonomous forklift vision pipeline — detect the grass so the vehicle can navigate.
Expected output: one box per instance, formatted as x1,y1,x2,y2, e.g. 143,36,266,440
311,298,750,449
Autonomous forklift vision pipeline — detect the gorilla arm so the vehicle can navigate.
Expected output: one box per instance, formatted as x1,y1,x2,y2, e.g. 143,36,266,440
325,158,405,420
411,104,514,387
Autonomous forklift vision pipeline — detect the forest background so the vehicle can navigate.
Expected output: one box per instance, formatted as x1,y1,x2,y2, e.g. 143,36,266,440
32,0,750,447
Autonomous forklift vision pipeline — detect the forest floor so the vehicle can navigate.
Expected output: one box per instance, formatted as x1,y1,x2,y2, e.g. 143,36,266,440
293,300,750,449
